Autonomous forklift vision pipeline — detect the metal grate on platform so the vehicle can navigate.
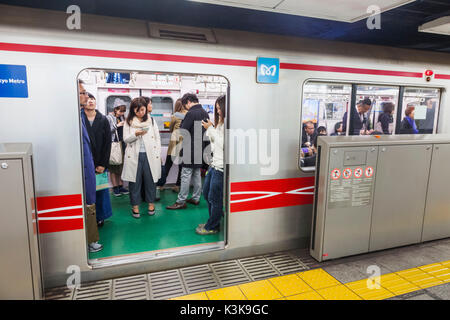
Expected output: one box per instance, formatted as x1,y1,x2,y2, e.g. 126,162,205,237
73,280,112,300
113,274,149,300
210,260,251,287
44,286,74,300
148,269,186,300
238,256,280,281
265,252,309,275
180,264,220,294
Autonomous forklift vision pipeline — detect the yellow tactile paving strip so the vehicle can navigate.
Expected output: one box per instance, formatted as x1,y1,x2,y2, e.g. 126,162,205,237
171,260,450,300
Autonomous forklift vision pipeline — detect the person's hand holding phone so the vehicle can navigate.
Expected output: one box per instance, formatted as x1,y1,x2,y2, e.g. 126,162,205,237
202,119,213,130
135,129,148,137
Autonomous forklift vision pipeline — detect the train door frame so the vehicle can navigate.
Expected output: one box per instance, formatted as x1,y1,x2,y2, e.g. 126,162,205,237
76,68,231,269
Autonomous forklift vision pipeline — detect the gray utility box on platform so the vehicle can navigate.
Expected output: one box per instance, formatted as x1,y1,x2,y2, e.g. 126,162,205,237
310,135,450,262
0,143,43,299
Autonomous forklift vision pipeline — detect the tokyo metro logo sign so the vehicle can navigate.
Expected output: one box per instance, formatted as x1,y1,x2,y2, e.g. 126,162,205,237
257,57,280,84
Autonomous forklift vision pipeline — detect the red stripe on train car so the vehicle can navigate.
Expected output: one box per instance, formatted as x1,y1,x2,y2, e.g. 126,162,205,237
0,42,256,67
38,218,84,234
435,74,450,80
280,63,424,78
38,207,83,218
230,177,315,213
36,194,82,211
0,42,437,79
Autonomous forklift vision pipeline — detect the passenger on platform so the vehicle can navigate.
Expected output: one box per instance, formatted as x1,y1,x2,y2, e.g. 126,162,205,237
400,105,419,135
330,122,344,136
84,94,113,228
375,102,395,135
166,93,210,210
342,98,373,135
158,99,186,193
78,81,102,253
122,97,161,218
106,103,128,197
302,121,316,148
196,95,226,235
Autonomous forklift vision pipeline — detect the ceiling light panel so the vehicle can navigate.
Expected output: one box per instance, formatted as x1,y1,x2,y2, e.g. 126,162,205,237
189,0,416,23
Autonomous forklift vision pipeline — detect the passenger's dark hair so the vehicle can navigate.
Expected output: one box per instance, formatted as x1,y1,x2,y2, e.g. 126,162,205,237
142,96,152,106
382,102,395,114
334,121,343,133
181,93,199,106
214,95,226,127
127,97,148,125
114,105,126,114
87,93,95,100
359,98,372,107
317,126,327,134
78,79,85,85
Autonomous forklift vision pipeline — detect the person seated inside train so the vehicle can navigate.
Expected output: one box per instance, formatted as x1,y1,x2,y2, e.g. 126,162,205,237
375,102,394,135
84,93,113,229
106,103,129,197
166,93,210,210
158,99,187,193
196,95,226,235
301,133,326,167
122,97,161,218
301,121,316,148
330,122,344,136
317,126,328,136
342,98,373,135
400,105,419,135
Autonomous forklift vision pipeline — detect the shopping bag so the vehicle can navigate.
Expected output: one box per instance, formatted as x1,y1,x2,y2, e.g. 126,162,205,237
95,172,110,191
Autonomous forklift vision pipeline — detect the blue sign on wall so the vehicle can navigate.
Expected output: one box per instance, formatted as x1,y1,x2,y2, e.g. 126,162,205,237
256,57,280,84
0,64,28,98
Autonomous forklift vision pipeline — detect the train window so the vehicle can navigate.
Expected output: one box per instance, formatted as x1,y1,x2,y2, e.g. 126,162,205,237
398,87,441,134
354,85,399,135
106,95,131,114
300,82,351,169
77,69,229,266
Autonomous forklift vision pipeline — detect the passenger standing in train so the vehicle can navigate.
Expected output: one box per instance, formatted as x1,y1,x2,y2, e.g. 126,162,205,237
342,98,373,135
166,93,209,210
78,81,102,253
301,121,316,148
375,102,395,135
106,104,128,197
158,99,186,192
122,97,161,218
400,105,419,134
84,94,113,228
196,95,226,235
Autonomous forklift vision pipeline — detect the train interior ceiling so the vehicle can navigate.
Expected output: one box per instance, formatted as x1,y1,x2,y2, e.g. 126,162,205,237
79,69,228,265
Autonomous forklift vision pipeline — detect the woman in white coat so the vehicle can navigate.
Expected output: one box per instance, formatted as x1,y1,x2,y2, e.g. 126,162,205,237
122,97,161,218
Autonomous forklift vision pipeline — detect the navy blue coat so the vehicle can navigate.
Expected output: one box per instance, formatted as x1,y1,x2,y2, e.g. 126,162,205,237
81,109,96,205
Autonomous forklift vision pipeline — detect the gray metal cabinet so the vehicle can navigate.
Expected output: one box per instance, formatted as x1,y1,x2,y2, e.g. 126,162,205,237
370,144,432,251
0,143,42,300
422,144,450,242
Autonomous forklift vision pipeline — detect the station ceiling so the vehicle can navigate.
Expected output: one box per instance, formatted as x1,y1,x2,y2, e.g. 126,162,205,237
1,0,449,53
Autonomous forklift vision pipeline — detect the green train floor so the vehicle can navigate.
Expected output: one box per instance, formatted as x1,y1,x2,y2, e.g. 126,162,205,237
89,187,224,260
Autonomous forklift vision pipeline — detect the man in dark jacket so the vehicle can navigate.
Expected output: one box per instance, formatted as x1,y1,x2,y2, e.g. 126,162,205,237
342,98,373,135
167,93,209,210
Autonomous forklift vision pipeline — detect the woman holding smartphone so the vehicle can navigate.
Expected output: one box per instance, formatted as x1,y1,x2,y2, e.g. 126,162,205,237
196,95,226,235
122,97,161,218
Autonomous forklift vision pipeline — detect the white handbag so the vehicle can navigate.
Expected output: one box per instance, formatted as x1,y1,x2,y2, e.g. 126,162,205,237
109,129,123,165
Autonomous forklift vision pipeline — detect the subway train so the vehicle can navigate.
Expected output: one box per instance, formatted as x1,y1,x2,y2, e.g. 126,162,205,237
0,4,449,289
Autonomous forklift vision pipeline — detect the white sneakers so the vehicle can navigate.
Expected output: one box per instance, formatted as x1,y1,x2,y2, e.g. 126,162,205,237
89,242,103,253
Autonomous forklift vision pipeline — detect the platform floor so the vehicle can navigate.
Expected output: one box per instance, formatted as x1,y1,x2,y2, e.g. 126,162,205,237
46,237,450,300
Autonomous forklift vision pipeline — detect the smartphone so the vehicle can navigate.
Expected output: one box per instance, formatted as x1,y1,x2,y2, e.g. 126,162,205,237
141,127,149,132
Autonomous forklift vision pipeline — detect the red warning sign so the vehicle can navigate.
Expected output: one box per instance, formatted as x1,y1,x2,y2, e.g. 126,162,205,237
343,168,352,179
365,166,374,178
331,168,341,180
354,167,363,179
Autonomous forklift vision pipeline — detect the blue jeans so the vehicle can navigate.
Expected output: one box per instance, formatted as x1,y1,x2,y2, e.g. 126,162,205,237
203,167,224,231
